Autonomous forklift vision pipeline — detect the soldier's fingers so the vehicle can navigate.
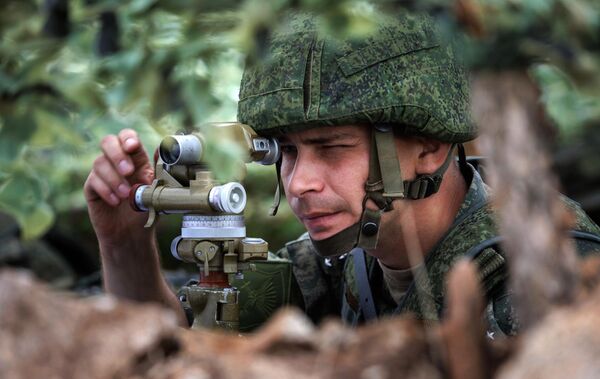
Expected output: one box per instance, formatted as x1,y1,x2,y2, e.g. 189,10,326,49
128,165,155,187
100,134,135,177
118,129,140,153
84,171,120,206
92,155,131,199
118,128,151,171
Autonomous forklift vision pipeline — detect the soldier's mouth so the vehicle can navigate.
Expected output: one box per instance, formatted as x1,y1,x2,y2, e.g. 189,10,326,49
300,212,343,234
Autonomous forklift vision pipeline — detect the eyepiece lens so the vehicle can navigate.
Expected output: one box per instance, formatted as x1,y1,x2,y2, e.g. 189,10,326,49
230,188,243,206
159,137,181,164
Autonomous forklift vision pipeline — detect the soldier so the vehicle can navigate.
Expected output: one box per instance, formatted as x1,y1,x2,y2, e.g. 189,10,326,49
84,12,600,335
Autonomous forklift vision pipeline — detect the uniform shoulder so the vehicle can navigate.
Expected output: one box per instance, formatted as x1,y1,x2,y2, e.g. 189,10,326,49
274,232,312,260
561,195,600,234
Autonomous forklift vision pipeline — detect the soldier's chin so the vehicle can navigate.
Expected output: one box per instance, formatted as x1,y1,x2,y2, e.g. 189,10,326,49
306,225,348,241
308,230,334,241
303,213,356,241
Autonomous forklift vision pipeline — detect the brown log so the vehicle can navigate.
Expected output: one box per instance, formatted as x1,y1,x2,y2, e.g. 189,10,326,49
473,70,580,330
0,269,443,379
440,260,489,379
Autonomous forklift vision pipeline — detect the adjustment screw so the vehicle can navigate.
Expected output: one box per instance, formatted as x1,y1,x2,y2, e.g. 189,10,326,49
362,222,378,236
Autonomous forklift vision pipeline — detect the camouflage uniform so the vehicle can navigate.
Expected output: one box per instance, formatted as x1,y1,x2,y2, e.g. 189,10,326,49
236,166,600,335
230,11,600,333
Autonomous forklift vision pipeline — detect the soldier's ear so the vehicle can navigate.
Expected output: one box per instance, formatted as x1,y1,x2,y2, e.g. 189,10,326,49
414,138,450,175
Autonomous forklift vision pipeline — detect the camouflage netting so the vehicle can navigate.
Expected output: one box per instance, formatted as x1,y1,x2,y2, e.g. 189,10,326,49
4,254,600,379
0,269,441,379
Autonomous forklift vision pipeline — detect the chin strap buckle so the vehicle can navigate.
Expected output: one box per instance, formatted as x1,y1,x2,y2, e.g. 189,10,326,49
401,142,457,200
357,207,382,250
404,175,443,200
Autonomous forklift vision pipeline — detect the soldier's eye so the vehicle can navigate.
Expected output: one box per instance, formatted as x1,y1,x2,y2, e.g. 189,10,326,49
323,144,351,150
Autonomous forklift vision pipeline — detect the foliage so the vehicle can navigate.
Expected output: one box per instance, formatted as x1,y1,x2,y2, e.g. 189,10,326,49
1,0,249,240
1,0,599,245
0,0,375,245
532,64,600,139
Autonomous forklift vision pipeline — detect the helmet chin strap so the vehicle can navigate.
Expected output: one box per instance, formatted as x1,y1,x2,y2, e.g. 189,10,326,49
268,159,283,216
310,125,458,257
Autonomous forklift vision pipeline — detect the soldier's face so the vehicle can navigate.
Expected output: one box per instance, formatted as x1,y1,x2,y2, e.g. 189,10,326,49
279,125,372,241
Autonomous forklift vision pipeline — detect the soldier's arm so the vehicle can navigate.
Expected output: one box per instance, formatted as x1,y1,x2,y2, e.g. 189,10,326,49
84,129,187,326
100,234,186,325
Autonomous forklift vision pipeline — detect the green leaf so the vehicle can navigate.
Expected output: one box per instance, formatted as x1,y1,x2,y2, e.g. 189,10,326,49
128,0,160,15
0,112,37,164
16,202,55,240
532,63,600,139
0,172,54,240
31,109,85,147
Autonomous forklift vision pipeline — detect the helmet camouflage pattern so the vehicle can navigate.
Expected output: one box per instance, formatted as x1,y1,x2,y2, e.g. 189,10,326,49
238,11,475,143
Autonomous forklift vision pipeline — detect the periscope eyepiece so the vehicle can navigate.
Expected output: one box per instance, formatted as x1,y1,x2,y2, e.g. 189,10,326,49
159,134,203,165
209,183,247,214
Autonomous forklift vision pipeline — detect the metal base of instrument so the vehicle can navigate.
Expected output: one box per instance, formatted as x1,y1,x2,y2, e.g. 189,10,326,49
178,272,240,331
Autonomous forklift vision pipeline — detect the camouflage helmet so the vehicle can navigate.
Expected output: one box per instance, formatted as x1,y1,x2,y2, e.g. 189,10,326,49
237,11,475,143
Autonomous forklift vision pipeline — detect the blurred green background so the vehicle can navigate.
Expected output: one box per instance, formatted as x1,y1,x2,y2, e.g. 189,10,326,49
1,0,599,290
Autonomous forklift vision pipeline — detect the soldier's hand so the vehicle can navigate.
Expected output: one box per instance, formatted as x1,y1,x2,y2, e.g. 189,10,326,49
84,129,155,246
